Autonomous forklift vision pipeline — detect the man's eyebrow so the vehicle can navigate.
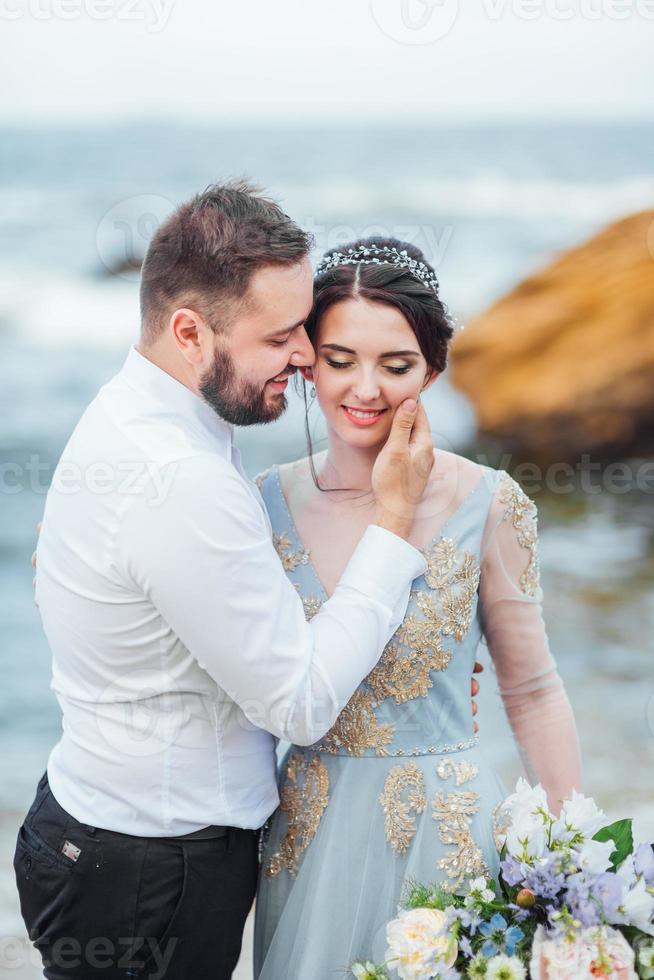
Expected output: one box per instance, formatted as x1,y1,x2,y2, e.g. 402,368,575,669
320,343,421,357
266,318,307,339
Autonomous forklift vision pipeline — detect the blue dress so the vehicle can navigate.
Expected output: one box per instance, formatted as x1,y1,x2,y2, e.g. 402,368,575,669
252,462,530,979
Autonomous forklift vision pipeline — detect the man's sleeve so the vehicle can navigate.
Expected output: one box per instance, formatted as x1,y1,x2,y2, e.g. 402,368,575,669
116,455,427,745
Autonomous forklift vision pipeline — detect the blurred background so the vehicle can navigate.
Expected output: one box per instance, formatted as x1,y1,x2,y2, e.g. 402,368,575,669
1,1,653,975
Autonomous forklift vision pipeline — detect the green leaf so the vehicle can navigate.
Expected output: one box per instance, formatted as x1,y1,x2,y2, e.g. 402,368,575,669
593,819,633,868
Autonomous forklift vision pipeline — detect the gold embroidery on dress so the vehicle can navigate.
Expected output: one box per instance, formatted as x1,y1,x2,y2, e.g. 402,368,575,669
292,583,322,621
314,534,480,750
367,640,451,704
318,690,395,757
492,799,512,853
436,758,479,786
272,532,311,572
379,762,427,855
366,541,478,707
265,752,329,879
498,472,540,597
432,788,488,892
302,595,322,621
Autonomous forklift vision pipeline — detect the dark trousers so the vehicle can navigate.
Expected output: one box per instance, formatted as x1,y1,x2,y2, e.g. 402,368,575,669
13,772,259,979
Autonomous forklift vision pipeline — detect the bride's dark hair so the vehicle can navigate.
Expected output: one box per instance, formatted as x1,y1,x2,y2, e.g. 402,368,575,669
297,235,455,493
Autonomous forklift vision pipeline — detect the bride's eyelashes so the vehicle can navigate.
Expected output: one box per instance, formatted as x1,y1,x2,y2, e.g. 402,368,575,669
324,357,412,376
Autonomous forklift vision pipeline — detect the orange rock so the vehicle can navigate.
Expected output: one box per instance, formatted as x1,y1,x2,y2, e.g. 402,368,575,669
449,210,654,465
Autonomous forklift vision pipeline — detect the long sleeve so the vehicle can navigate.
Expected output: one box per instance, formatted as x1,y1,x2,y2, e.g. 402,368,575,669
116,454,427,748
478,471,582,814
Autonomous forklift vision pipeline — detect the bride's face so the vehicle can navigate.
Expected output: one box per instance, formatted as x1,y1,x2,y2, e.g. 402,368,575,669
304,297,438,448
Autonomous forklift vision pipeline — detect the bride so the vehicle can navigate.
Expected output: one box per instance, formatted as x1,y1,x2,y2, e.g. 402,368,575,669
252,237,582,978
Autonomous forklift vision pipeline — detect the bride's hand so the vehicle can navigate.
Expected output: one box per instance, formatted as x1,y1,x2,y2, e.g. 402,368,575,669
371,399,434,539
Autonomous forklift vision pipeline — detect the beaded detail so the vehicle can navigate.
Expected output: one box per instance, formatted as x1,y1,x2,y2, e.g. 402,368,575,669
436,758,479,786
314,732,479,759
272,532,311,572
379,762,427,855
315,690,395,757
265,752,329,879
432,788,488,893
497,472,541,598
492,799,512,853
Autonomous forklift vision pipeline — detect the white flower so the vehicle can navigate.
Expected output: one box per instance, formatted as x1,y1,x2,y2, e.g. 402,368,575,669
529,923,637,979
503,778,550,825
385,907,456,980
573,838,615,874
485,953,527,980
552,789,607,842
637,943,654,979
505,811,548,862
614,877,654,935
464,876,495,906
617,853,638,888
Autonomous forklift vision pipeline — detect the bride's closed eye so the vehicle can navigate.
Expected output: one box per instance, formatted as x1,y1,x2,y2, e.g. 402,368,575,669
325,357,411,376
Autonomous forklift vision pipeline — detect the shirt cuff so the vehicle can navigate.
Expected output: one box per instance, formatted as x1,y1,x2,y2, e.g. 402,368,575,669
338,523,427,611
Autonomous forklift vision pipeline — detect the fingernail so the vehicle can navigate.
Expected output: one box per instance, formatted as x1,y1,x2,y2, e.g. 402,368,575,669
404,399,417,413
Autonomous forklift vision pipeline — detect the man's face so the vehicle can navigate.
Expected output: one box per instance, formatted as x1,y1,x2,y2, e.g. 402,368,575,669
200,258,315,426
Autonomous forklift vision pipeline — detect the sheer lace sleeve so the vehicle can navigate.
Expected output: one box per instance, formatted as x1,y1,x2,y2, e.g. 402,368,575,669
479,470,582,814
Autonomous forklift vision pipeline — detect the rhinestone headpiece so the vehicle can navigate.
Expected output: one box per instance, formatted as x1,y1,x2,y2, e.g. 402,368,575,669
314,244,439,294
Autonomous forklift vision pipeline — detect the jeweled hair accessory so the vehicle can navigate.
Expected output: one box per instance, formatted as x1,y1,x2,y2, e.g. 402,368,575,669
314,244,439,294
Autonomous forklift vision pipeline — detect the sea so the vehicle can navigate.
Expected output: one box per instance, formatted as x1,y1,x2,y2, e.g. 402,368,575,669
1,121,653,973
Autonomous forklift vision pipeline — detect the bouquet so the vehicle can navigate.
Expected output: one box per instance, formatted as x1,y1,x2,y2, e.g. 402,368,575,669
351,779,654,979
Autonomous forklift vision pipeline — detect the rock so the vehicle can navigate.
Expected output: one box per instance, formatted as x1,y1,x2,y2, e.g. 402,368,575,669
448,210,654,466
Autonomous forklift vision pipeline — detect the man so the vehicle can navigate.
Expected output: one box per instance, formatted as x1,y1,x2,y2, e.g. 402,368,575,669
15,181,477,979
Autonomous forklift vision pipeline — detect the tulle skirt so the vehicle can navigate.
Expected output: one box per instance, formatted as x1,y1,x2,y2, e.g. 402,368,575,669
253,742,507,979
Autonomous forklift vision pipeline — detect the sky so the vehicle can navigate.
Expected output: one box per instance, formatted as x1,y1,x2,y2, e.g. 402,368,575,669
1,0,653,123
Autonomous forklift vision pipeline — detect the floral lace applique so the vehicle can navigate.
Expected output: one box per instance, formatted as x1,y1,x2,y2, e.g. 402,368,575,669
379,762,427,855
265,752,329,879
432,784,488,892
436,758,479,786
498,472,541,598
301,594,322,621
315,690,395,757
492,799,512,854
273,532,311,572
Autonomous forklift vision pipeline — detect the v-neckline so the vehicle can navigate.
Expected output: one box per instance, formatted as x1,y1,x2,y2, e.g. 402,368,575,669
272,463,487,603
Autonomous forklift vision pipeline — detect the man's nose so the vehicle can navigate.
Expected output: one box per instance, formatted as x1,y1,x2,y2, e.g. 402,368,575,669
289,325,315,367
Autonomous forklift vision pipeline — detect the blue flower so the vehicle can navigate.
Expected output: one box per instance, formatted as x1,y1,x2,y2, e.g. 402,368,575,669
478,913,524,957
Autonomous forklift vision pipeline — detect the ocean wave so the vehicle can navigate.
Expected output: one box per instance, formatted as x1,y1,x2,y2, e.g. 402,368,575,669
0,272,139,350
288,173,654,223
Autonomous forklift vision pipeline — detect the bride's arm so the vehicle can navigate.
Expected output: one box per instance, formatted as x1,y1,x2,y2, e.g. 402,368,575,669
478,471,582,814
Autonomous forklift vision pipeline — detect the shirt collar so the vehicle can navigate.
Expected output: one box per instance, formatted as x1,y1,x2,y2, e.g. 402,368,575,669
120,345,235,459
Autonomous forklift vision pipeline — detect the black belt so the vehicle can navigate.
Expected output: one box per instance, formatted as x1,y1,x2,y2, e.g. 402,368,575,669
172,825,231,840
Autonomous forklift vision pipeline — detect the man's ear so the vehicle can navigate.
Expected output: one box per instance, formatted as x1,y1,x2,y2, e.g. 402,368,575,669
298,366,314,384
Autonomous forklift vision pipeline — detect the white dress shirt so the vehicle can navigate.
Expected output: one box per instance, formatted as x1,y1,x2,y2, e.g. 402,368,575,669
36,346,427,836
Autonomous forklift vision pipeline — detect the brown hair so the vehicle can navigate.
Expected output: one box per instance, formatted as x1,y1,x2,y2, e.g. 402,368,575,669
299,235,454,492
139,179,312,340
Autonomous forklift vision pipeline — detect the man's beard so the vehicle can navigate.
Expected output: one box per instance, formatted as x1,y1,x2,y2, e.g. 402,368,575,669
199,343,290,427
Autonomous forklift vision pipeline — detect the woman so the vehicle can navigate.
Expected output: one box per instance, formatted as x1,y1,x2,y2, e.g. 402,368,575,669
252,237,582,978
